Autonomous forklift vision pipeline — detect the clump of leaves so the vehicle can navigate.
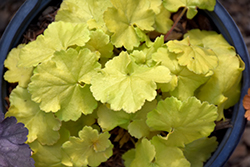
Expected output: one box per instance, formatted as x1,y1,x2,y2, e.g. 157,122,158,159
3,0,244,166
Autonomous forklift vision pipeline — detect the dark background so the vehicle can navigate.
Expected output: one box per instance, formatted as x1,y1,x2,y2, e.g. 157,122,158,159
0,0,249,166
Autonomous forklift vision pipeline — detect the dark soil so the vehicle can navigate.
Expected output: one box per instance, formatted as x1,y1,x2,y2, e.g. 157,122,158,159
0,0,250,167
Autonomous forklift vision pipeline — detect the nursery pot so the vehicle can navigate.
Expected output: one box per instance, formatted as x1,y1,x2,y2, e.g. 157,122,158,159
0,0,249,166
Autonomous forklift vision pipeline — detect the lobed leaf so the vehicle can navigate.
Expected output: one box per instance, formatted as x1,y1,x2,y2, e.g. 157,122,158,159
84,29,114,58
4,44,33,88
6,86,61,145
152,45,211,99
62,126,113,167
56,0,112,31
146,96,218,147
18,21,90,68
0,117,35,167
103,0,156,50
167,36,218,75
28,48,100,121
91,51,172,113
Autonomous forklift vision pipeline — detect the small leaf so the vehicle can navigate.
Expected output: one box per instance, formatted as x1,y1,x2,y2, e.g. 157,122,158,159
91,51,172,113
18,21,90,67
28,48,100,121
4,44,33,88
146,96,218,147
62,126,113,167
6,86,61,145
183,137,218,167
163,0,216,19
84,29,114,58
103,0,155,50
0,117,34,167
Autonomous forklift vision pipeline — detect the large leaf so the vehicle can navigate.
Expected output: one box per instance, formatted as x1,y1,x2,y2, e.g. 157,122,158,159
146,96,218,147
28,48,100,121
163,0,216,19
103,0,155,50
5,86,61,145
62,126,113,167
18,21,90,67
4,44,33,88
0,116,34,167
55,0,112,31
91,51,172,113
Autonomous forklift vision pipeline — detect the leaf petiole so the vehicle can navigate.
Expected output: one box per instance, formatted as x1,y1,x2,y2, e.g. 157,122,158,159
164,7,188,41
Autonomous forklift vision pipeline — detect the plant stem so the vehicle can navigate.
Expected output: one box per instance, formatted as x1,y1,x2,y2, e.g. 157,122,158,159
164,7,188,41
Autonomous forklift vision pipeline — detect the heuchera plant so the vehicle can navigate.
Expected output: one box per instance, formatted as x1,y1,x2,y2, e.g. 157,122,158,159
3,0,245,166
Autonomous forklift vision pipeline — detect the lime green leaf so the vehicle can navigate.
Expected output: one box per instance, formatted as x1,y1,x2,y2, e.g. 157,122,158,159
130,137,190,167
154,4,173,34
18,21,90,67
29,127,70,167
91,51,172,113
4,44,33,88
98,100,157,139
103,0,155,50
122,149,136,167
97,104,132,131
146,96,218,147
167,36,218,75
28,48,100,121
127,100,158,138
163,0,216,19
196,54,244,120
152,45,210,99
131,35,164,67
130,138,156,167
62,113,97,137
5,86,61,145
188,30,245,120
183,137,218,167
56,0,112,31
84,29,114,58
150,136,191,167
149,0,162,14
62,126,113,167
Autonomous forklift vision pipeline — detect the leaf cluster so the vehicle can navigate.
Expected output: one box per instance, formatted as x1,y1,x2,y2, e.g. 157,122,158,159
3,0,244,166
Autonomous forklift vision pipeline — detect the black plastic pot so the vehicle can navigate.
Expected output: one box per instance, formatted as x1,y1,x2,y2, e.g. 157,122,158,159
0,0,249,166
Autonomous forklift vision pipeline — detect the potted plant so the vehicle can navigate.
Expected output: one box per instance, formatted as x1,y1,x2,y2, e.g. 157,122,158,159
0,0,249,166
